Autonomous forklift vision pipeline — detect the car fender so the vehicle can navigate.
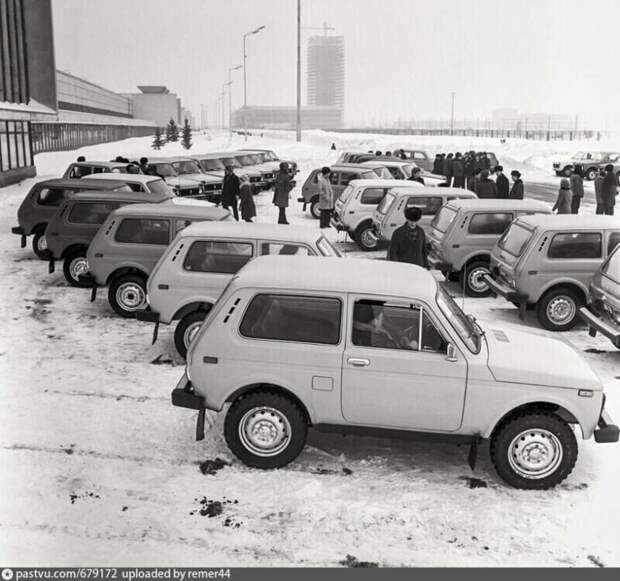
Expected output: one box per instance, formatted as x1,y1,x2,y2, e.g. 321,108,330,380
531,277,590,304
454,251,492,272
106,262,151,286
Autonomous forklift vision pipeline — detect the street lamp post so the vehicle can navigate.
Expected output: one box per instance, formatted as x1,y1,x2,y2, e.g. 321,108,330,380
450,91,455,136
243,25,265,142
222,84,227,130
296,0,301,142
228,64,243,137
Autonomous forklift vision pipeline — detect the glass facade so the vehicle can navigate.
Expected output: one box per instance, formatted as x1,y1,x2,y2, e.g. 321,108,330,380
0,119,32,172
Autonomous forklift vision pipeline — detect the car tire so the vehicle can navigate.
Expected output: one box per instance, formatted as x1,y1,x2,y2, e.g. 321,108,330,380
174,310,210,359
32,230,50,260
62,249,90,288
310,197,321,219
490,412,577,489
585,167,598,181
224,391,307,469
108,274,148,318
354,221,378,251
462,260,492,298
536,287,582,331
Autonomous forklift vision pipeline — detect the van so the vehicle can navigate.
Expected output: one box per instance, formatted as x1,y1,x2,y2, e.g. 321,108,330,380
427,199,551,296
139,222,341,357
484,215,620,331
172,255,618,489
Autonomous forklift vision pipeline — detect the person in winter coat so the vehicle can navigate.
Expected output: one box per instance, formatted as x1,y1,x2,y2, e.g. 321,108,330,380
399,149,407,160
387,206,428,268
553,178,572,214
568,168,584,214
330,142,337,151
452,153,465,188
221,165,240,221
273,162,292,224
317,166,335,229
464,153,476,191
601,163,618,215
594,168,606,215
432,154,443,175
475,169,498,199
408,167,425,185
238,174,256,222
442,153,454,187
509,170,524,199
494,165,510,198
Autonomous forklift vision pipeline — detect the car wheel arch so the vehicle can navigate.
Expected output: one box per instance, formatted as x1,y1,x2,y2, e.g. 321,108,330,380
33,222,48,236
172,301,214,321
107,266,148,286
460,253,491,271
537,281,587,305
61,243,89,259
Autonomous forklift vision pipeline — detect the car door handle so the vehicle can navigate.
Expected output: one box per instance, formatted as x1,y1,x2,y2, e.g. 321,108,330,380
348,357,370,367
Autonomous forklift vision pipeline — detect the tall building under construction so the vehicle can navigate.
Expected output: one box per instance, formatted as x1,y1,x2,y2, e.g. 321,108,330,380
306,34,344,112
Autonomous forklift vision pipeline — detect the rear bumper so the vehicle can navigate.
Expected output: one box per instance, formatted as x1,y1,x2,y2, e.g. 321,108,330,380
78,273,99,301
428,254,451,273
483,274,529,318
330,214,347,231
594,410,619,443
579,307,620,348
136,309,159,323
172,375,205,410
11,226,25,236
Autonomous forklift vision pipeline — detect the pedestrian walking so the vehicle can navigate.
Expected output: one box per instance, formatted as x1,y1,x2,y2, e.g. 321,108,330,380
238,174,256,222
387,207,429,268
452,152,465,188
568,168,584,214
432,154,443,175
221,165,240,221
442,153,454,187
594,168,606,215
509,170,524,199
408,167,425,185
494,165,510,198
317,166,335,229
553,178,572,214
475,169,498,199
273,162,292,224
601,163,618,215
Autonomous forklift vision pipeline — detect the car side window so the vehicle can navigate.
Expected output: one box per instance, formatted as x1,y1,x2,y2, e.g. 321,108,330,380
92,167,106,174
127,182,144,192
37,188,66,206
67,202,119,225
260,242,311,256
240,294,341,345
548,232,602,259
183,240,253,273
352,300,446,353
115,218,170,245
360,188,385,205
406,196,443,215
386,166,402,179
608,232,620,255
329,172,341,185
468,213,513,235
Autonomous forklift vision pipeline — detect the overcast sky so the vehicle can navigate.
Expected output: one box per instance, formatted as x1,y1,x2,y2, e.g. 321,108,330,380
52,0,620,129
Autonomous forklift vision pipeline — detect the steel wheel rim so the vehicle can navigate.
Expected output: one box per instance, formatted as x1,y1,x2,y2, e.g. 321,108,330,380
115,282,147,312
508,429,563,479
239,406,292,457
468,266,490,293
546,296,576,325
311,204,321,218
183,320,203,349
69,256,88,281
36,236,48,252
360,228,377,249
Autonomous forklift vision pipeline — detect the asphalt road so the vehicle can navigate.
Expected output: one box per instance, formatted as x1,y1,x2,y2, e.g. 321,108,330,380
525,178,597,211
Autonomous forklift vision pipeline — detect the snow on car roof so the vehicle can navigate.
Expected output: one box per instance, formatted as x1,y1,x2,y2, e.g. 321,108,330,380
38,178,127,189
347,178,424,188
84,174,165,184
445,198,550,211
517,214,620,230
109,203,230,220
233,255,437,301
390,186,477,197
180,221,326,243
65,190,170,203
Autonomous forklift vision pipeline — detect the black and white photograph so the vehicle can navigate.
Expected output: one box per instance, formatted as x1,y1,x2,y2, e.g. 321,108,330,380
1,0,619,573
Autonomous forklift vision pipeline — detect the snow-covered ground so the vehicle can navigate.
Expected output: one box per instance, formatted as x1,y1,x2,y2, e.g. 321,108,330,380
1,131,619,567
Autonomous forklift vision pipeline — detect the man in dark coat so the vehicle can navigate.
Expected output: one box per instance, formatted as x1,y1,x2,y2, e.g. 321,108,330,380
408,167,425,185
601,164,618,215
568,167,584,214
464,153,476,191
387,206,428,268
494,165,510,198
221,165,240,221
442,153,454,187
509,170,524,199
273,162,292,224
432,154,443,175
475,169,498,199
452,153,465,188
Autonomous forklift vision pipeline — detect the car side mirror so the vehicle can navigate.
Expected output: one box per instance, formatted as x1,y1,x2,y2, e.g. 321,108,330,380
446,343,458,362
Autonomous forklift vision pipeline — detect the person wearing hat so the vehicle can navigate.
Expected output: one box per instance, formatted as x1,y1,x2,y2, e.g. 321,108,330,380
475,169,498,199
408,167,425,185
553,178,572,214
273,162,292,224
494,165,510,199
452,153,465,188
222,165,240,221
238,174,256,223
317,166,335,229
509,170,524,199
601,163,618,215
568,166,584,214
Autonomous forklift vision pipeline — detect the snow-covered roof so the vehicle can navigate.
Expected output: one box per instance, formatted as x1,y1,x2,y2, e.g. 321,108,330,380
180,221,325,243
110,203,230,220
518,214,620,230
446,198,550,211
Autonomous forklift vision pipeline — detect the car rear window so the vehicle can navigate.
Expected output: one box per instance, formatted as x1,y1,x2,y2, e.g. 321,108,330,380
468,213,513,235
431,206,457,233
183,241,253,273
601,247,620,284
146,179,172,196
240,294,341,345
115,218,170,245
548,232,602,259
68,201,119,225
406,196,443,216
360,188,385,205
377,192,395,215
498,222,534,257
260,242,311,256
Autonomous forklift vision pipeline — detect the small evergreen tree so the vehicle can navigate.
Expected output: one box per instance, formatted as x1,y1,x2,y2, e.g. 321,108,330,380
152,127,164,150
166,118,179,142
181,118,192,150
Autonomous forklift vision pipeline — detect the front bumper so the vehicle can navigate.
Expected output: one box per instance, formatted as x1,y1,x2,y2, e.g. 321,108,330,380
579,306,620,348
136,309,161,344
330,213,346,231
172,375,207,441
482,274,529,319
594,410,619,443
12,226,27,248
77,273,99,302
428,253,451,273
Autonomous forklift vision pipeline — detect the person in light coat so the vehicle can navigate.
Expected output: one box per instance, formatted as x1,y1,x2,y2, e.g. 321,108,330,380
553,178,572,214
238,174,256,222
317,166,335,229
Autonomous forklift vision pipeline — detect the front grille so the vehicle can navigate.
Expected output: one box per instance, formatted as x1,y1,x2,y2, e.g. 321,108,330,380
250,177,260,183
263,172,274,180
203,183,221,192
180,188,200,197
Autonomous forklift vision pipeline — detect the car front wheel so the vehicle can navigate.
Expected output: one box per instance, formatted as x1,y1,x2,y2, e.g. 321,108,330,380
63,250,90,287
354,221,378,251
490,412,577,489
310,197,321,219
462,260,492,297
537,287,582,331
108,274,148,318
224,391,307,469
174,310,210,359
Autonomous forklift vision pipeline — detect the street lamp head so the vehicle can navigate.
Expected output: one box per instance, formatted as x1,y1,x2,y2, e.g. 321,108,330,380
251,25,265,34
234,64,243,71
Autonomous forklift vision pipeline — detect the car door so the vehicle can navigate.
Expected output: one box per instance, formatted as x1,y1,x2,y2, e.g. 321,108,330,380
340,296,467,431
112,217,173,274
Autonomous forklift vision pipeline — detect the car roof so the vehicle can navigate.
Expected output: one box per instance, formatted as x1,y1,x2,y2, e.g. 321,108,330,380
65,190,171,203
446,198,550,211
348,178,422,188
361,160,408,167
517,214,620,230
71,161,129,169
83,174,165,184
167,156,202,163
190,153,229,160
233,255,437,301
109,203,230,220
329,163,385,171
181,221,324,242
37,178,127,190
390,186,477,197
147,158,176,164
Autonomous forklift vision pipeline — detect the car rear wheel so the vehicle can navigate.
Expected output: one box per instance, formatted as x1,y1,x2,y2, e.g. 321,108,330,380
462,260,492,297
32,231,50,260
537,287,582,331
490,412,577,489
310,197,321,219
174,310,210,359
585,167,598,181
224,391,307,469
62,250,90,287
108,274,148,318
354,221,378,251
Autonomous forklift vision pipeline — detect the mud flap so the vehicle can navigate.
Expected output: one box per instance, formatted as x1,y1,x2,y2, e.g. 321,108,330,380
468,437,480,471
518,301,527,320
90,285,97,303
20,235,26,248
48,259,55,274
152,320,160,345
195,408,206,441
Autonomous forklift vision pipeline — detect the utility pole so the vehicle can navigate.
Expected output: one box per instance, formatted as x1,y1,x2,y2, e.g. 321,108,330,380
296,0,302,142
450,92,455,136
228,65,243,137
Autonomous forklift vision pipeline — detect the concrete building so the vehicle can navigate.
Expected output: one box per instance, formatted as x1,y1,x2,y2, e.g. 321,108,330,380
306,35,344,109
231,106,343,130
123,86,183,128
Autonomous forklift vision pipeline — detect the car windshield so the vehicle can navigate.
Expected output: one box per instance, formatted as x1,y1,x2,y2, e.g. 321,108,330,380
153,163,177,177
173,161,202,175
372,167,391,179
264,151,278,161
339,184,355,204
431,206,458,233
601,247,620,285
377,192,395,215
316,236,342,257
498,222,533,257
222,157,242,169
147,179,173,196
436,286,481,353
236,155,254,166
200,159,225,171
249,154,264,164
401,164,415,178
362,170,379,180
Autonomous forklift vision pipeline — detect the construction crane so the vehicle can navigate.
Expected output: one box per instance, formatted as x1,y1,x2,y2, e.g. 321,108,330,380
302,21,335,36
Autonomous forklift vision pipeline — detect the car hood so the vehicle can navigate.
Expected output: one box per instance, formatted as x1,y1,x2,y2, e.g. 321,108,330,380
483,324,602,390
179,173,221,184
164,176,202,187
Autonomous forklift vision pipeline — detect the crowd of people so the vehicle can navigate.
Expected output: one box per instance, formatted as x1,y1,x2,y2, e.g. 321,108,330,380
553,165,616,216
